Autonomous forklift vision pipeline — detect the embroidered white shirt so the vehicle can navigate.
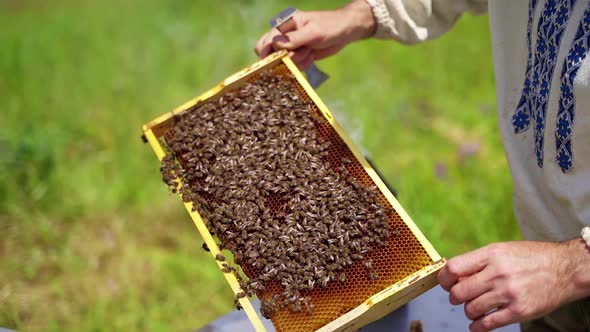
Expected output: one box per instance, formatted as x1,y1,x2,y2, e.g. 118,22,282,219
366,0,590,241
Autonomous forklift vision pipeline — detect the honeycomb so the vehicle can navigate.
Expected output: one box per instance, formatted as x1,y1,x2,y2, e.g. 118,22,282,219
159,62,433,332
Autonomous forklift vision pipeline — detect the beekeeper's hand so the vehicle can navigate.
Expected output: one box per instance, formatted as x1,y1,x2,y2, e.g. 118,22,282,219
438,240,590,332
254,0,375,70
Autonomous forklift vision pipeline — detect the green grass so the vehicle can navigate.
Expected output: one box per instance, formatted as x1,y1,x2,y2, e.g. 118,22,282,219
0,1,520,331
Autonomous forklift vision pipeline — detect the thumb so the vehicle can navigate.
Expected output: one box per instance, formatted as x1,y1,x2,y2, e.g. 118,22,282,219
273,24,320,51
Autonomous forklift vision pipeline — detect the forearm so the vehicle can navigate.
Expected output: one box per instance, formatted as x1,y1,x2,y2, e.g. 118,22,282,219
338,0,377,43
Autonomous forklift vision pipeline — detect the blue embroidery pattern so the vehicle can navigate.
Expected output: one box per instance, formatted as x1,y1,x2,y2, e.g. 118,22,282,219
555,4,590,173
532,0,577,167
513,0,577,168
512,0,539,133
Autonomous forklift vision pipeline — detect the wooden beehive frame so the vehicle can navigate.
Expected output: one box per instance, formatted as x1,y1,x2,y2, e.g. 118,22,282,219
142,50,444,332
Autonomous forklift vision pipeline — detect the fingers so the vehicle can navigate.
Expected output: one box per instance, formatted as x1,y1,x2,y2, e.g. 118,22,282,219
274,23,320,51
256,36,314,70
255,30,281,58
255,10,344,63
470,307,515,332
449,268,492,305
464,291,507,321
298,56,315,71
276,10,307,34
254,31,268,57
292,45,345,70
255,11,311,58
439,246,492,291
289,47,312,68
311,45,344,61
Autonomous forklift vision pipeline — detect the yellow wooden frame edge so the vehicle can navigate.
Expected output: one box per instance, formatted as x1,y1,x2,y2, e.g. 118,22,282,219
144,129,267,332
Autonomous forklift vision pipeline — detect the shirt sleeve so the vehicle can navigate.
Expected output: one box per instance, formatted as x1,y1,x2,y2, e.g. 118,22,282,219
365,0,488,44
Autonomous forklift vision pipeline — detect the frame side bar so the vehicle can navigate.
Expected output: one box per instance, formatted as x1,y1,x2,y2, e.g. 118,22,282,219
144,129,267,332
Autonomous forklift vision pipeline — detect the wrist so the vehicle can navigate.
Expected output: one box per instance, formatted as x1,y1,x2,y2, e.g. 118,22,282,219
341,0,376,41
562,238,590,301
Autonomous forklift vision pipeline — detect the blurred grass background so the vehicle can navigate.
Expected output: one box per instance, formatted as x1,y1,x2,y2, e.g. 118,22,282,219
0,0,520,331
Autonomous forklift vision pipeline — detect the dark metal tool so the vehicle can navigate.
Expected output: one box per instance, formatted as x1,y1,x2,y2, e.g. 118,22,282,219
270,6,329,89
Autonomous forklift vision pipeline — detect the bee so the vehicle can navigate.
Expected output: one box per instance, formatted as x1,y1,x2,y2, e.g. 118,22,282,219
339,272,347,283
409,321,424,332
221,263,235,274
250,281,265,292
368,271,380,281
234,298,243,311
302,297,314,315
260,299,276,319
320,276,330,288
290,301,302,313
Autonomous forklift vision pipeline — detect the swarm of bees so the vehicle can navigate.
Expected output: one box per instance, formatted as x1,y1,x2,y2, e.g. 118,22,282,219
160,71,394,319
